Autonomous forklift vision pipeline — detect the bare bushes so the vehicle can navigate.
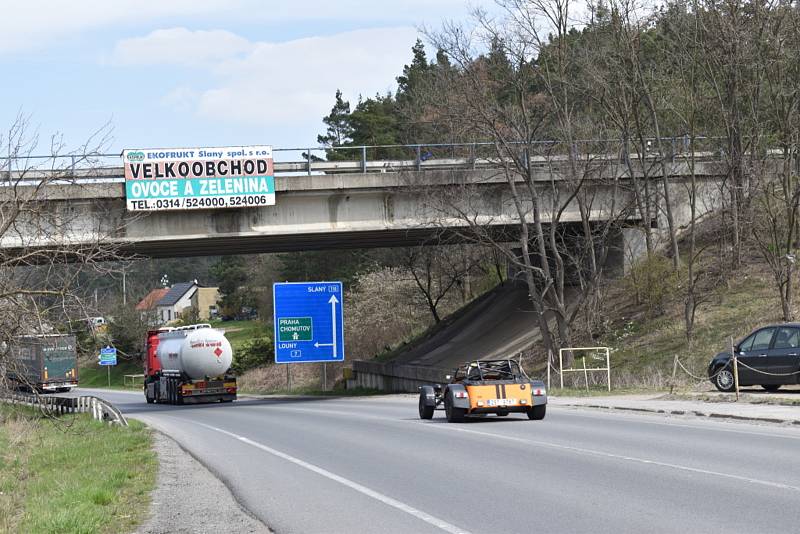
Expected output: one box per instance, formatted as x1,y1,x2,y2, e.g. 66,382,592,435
237,362,346,393
344,267,436,360
625,254,680,318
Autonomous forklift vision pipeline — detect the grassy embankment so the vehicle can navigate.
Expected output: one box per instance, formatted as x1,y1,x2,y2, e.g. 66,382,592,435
211,319,268,351
0,405,156,533
79,360,143,390
596,261,783,390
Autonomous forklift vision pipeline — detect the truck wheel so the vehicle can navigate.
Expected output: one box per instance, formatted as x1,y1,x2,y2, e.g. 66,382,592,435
527,404,546,420
445,398,465,423
496,410,509,417
418,394,434,419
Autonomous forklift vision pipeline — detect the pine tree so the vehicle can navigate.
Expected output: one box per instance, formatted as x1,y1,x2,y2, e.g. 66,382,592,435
396,39,431,107
317,89,354,161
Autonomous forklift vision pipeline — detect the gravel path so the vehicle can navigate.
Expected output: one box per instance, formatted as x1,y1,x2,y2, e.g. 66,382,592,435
136,431,271,534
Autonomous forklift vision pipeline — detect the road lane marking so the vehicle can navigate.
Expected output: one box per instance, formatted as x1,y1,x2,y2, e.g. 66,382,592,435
421,423,800,493
193,422,472,534
245,398,800,442
249,405,800,492
551,406,800,441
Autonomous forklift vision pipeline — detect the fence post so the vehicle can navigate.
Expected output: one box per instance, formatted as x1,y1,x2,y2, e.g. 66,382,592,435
582,356,589,392
558,349,564,390
361,146,367,173
547,349,552,391
307,148,312,176
731,336,740,401
415,145,421,171
670,354,679,395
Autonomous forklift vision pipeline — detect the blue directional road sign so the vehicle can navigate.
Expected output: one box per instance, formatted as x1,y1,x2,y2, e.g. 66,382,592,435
99,346,117,366
273,281,344,363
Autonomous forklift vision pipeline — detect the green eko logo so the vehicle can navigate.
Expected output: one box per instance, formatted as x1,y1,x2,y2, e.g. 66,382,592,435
126,151,145,162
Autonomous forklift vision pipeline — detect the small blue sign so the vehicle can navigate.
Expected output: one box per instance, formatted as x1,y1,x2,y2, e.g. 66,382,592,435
99,346,117,366
273,282,344,363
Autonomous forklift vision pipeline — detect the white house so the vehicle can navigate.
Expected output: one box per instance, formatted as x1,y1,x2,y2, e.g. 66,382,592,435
155,282,198,324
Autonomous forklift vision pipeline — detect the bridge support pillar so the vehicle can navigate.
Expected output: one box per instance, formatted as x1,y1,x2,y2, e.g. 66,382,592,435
622,227,648,274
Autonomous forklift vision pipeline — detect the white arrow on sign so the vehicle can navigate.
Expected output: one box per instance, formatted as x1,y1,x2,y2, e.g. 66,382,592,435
313,295,339,358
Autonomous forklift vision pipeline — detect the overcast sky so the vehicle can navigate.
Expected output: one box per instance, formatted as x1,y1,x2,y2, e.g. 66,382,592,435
0,1,491,158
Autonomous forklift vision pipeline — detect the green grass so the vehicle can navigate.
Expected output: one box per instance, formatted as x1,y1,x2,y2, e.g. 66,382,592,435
78,360,144,390
210,319,270,350
0,405,156,534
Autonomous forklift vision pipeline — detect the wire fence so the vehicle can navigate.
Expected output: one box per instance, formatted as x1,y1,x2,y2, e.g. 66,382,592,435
671,352,800,398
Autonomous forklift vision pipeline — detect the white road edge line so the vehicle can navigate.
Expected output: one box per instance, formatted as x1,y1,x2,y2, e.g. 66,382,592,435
193,421,472,534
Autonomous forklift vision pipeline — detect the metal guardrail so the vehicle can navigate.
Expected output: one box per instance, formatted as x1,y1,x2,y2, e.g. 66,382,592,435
1,391,128,425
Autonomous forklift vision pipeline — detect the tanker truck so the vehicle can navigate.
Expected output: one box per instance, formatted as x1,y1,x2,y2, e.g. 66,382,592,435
143,324,237,404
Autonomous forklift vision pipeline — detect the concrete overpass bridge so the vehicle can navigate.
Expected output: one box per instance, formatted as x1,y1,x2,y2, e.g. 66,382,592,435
0,143,728,260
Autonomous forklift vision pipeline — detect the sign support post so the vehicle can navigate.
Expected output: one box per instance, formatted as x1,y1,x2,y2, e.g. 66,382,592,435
98,346,117,388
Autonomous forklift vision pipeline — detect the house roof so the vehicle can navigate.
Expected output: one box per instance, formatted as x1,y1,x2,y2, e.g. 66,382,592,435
135,288,170,311
157,282,197,306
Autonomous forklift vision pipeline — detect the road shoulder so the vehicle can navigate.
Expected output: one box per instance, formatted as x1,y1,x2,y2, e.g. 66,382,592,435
136,431,271,534
551,394,800,426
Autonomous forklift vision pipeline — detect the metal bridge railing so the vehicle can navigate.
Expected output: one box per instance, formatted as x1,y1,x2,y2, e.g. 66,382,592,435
0,137,731,182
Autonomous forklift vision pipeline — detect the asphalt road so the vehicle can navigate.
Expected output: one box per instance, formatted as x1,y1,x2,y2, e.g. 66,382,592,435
81,389,800,534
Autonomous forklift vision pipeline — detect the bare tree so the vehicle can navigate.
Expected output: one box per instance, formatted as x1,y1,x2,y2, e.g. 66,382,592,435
396,242,484,323
413,2,633,366
0,114,130,397
749,0,800,320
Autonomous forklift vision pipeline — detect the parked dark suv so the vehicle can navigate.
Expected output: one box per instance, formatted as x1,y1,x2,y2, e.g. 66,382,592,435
708,324,800,392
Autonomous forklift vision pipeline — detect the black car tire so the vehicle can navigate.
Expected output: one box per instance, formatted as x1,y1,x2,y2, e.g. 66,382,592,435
418,393,434,419
713,366,736,392
527,404,546,420
444,397,466,423
761,384,781,392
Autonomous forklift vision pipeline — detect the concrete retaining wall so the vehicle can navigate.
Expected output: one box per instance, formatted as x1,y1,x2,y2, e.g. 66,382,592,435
348,360,449,393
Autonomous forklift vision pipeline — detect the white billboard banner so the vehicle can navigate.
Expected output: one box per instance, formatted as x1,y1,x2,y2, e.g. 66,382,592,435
122,145,275,211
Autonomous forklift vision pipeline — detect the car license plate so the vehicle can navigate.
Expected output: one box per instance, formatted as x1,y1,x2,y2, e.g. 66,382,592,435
487,398,515,407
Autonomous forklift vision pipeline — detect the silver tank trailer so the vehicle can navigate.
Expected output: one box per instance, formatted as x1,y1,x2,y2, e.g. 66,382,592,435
156,324,233,380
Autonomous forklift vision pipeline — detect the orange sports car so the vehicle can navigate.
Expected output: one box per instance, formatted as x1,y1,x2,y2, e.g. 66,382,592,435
418,359,547,422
